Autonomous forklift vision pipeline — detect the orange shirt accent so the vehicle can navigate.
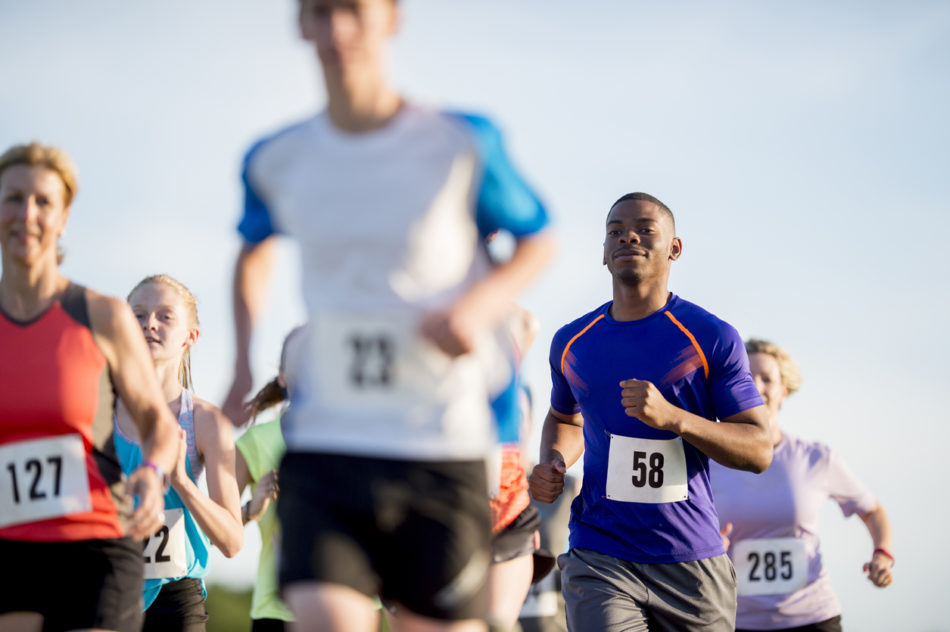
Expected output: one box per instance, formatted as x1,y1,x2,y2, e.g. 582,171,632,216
663,311,709,378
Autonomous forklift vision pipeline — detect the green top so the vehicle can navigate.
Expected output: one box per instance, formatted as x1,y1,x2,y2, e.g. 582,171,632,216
236,418,292,622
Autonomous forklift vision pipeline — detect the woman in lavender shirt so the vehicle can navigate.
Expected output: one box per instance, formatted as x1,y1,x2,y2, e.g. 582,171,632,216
711,339,894,632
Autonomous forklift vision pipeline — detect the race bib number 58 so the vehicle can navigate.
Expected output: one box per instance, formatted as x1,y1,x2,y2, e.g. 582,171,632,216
605,435,688,503
0,435,92,528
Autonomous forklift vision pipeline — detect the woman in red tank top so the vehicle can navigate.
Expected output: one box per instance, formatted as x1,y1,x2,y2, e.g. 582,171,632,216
0,142,180,632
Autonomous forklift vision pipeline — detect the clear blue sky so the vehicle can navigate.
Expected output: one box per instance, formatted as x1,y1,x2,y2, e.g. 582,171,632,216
2,2,948,629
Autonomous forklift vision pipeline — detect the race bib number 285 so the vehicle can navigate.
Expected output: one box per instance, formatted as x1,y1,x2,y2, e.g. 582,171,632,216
734,537,808,596
0,435,92,528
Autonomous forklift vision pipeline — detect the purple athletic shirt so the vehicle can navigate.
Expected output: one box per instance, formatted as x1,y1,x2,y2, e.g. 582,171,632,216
550,294,763,563
711,433,876,630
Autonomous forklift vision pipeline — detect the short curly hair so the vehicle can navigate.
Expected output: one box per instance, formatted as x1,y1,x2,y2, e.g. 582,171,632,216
745,338,802,395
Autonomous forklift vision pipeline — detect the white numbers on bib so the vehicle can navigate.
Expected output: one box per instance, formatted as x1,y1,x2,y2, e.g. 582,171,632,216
313,312,449,409
734,537,808,596
143,507,188,579
605,435,688,503
0,435,92,528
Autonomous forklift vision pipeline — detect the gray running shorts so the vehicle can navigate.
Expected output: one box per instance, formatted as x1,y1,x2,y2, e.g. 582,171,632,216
559,547,736,632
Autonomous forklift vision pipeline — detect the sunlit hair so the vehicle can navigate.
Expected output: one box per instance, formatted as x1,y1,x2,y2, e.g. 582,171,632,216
745,338,802,395
128,274,200,391
246,325,307,422
0,142,79,265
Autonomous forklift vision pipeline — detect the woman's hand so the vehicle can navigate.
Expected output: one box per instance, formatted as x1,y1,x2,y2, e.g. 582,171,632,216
246,469,279,522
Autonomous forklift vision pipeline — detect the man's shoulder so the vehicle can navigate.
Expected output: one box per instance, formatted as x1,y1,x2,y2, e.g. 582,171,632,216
243,115,320,170
552,303,611,349
665,295,740,342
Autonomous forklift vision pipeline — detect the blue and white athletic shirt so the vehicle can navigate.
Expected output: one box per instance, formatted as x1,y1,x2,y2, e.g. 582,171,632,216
114,389,210,609
239,105,550,461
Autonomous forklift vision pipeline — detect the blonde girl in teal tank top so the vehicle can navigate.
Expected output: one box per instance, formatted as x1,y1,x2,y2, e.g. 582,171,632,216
114,275,244,630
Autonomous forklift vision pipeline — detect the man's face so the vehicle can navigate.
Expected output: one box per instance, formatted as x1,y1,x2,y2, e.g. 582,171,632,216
298,0,397,75
603,199,680,285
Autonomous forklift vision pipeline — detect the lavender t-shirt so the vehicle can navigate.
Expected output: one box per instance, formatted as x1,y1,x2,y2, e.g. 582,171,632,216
711,433,876,630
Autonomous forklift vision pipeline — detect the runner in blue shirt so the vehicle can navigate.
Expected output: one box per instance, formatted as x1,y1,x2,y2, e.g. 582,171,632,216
529,192,771,632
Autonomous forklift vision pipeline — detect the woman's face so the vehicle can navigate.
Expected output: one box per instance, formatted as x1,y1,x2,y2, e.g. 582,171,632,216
0,165,69,268
749,352,788,425
128,282,197,367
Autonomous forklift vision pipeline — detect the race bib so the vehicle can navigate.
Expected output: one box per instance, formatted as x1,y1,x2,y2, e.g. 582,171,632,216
734,537,808,596
312,311,451,409
0,435,92,528
143,507,188,579
605,434,688,503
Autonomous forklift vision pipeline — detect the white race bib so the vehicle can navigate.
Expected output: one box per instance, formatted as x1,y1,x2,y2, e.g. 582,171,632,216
143,507,188,579
0,435,92,528
605,435,688,503
312,311,451,410
734,537,808,596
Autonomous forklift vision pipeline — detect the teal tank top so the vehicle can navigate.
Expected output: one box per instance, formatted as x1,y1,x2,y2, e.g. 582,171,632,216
114,389,210,609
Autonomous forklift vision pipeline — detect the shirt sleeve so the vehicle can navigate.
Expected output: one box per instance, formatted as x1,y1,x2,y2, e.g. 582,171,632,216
237,140,279,245
707,323,764,419
824,447,877,517
549,328,580,416
235,421,284,483
448,112,550,239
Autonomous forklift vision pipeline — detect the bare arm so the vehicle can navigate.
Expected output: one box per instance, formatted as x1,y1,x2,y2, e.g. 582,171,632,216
234,448,252,493
620,379,772,473
859,502,895,587
173,402,244,557
528,407,584,503
234,447,278,525
421,231,554,357
222,238,277,426
87,291,179,539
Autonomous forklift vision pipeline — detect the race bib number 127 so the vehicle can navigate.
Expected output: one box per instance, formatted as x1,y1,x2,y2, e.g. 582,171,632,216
0,435,92,528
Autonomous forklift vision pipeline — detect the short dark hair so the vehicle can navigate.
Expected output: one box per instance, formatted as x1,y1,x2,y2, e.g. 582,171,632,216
609,192,675,229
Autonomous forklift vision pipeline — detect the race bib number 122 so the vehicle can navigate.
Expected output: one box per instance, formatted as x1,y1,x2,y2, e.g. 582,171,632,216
143,507,188,579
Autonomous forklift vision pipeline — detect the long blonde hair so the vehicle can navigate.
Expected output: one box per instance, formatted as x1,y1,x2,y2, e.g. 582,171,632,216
128,274,200,390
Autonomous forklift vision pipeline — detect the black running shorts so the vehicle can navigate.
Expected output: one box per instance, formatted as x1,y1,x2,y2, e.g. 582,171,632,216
277,452,492,621
0,537,144,632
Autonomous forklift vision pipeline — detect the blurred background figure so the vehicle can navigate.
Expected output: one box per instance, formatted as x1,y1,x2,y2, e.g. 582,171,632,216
234,325,308,632
712,339,894,632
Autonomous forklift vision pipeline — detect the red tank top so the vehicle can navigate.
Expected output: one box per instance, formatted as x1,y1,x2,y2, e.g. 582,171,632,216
0,283,127,541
